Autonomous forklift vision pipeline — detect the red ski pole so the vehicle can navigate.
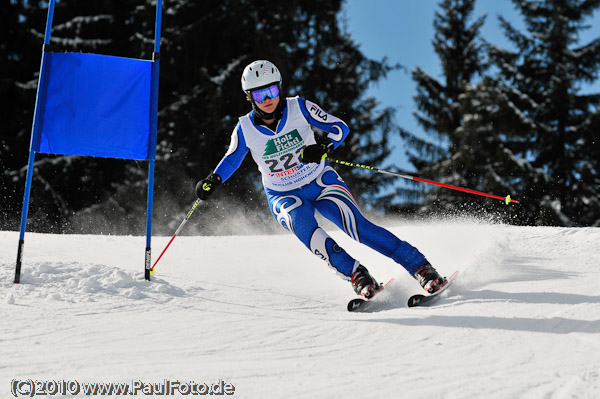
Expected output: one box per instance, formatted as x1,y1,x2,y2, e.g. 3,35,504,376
328,158,518,205
150,199,201,274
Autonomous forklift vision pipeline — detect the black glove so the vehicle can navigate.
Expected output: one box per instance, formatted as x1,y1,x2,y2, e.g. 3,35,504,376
300,139,334,164
195,173,222,200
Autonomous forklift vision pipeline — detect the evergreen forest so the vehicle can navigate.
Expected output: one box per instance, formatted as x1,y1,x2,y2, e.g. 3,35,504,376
1,0,599,235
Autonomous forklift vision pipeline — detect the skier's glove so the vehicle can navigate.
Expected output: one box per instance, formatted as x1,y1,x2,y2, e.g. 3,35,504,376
300,139,334,164
195,173,222,200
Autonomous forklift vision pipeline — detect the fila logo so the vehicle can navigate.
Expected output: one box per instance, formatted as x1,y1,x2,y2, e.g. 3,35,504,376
310,104,328,121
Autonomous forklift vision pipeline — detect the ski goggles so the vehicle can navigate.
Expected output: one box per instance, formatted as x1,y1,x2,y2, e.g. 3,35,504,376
250,84,280,103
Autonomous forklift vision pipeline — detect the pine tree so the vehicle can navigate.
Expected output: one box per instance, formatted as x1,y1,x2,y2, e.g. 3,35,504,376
469,0,600,226
1,1,400,234
391,0,486,214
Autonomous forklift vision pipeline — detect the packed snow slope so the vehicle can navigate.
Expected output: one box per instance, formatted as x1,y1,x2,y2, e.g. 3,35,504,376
1,221,600,398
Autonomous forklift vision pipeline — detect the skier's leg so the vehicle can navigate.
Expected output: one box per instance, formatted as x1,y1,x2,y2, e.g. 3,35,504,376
314,167,428,275
267,191,358,279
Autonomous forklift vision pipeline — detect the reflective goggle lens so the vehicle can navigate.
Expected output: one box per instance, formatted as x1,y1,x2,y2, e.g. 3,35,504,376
251,84,280,103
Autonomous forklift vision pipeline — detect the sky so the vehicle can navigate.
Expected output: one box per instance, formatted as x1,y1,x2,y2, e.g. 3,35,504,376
343,0,600,173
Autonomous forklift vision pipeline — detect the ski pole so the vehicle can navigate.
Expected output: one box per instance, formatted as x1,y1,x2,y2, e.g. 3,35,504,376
150,198,201,274
327,158,518,205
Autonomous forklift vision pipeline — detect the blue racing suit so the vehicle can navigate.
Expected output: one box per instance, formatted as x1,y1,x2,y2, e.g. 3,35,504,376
213,96,427,280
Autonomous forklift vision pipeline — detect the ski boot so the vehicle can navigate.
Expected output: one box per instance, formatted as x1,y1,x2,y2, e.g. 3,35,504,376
413,262,448,294
351,265,381,299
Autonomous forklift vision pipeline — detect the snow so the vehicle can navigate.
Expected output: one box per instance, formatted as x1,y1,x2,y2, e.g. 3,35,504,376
1,221,600,398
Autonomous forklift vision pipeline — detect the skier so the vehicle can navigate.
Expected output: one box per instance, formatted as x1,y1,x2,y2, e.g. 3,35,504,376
196,60,447,299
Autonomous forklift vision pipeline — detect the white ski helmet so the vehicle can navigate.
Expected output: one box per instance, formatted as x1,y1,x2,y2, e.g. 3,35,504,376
241,60,282,92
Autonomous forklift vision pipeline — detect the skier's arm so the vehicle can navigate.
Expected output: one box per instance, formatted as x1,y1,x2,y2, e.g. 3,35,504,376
297,97,350,149
213,123,249,182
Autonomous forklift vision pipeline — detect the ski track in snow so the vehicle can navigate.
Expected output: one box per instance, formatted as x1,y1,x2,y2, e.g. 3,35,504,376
1,222,599,398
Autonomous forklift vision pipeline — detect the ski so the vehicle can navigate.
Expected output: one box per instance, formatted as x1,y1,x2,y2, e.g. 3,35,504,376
347,278,395,312
407,270,459,308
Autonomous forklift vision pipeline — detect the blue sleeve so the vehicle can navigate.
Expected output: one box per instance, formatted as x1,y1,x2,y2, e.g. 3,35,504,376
214,123,249,182
297,97,350,149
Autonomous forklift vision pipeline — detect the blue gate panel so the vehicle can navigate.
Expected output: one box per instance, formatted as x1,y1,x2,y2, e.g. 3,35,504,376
37,52,152,160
